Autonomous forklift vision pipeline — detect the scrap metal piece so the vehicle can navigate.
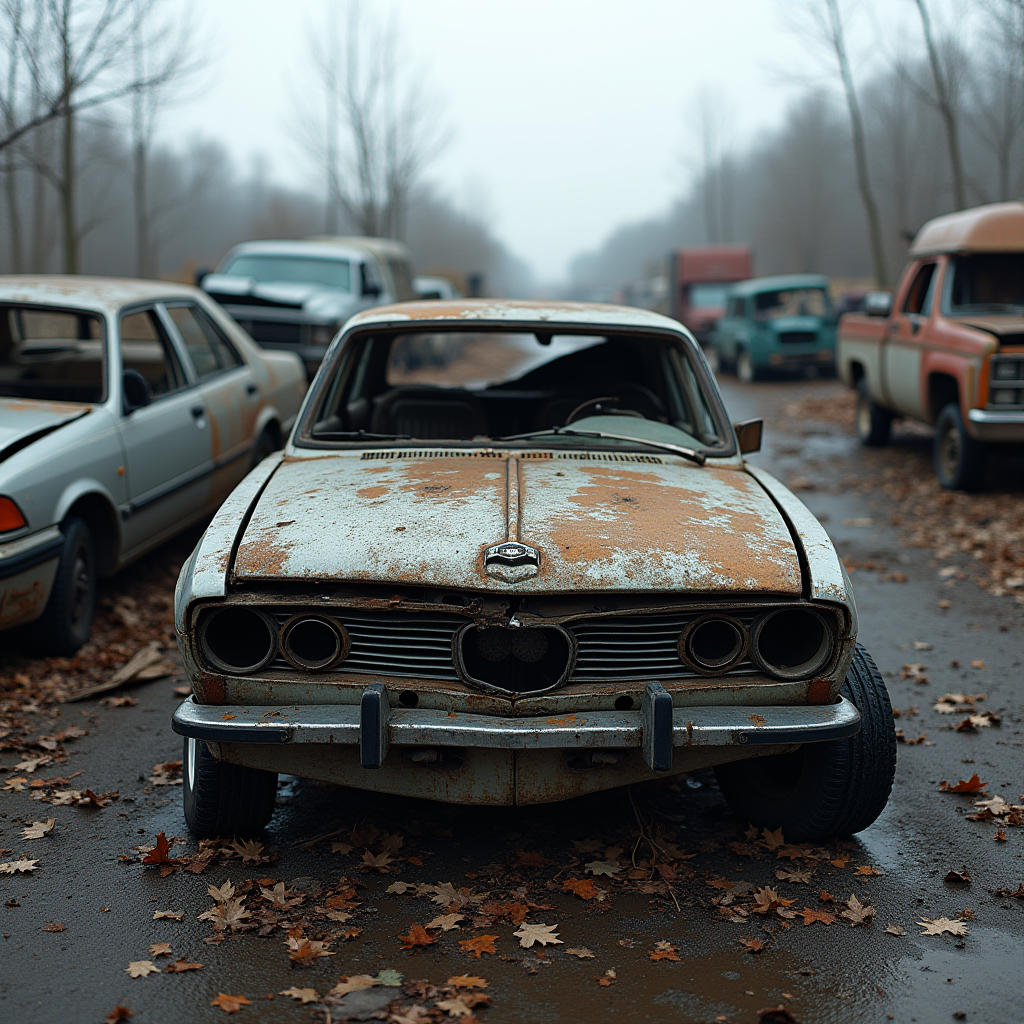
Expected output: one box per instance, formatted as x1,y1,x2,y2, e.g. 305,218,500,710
641,680,673,771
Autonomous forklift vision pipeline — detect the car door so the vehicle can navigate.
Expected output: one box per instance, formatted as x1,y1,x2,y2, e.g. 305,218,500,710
161,302,260,509
882,262,935,420
117,305,213,557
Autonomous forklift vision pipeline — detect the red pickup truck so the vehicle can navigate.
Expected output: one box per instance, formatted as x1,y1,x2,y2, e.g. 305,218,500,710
836,202,1024,490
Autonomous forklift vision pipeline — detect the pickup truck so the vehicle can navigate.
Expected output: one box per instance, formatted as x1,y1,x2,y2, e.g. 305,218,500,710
837,201,1024,490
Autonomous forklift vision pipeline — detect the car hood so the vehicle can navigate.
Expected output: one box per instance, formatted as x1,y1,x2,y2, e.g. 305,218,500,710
231,451,803,595
0,399,92,463
202,274,354,317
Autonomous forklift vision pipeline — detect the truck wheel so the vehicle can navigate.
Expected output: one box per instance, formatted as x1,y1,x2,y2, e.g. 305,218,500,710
934,403,987,492
25,516,96,656
736,350,759,383
855,379,892,446
713,645,897,843
183,736,279,838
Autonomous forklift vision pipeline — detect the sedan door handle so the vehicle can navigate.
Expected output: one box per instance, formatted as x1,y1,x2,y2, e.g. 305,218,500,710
246,383,258,396
190,404,205,419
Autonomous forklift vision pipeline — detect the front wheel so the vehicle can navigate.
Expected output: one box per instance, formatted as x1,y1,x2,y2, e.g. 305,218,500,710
713,645,897,842
183,736,279,838
855,379,892,446
25,516,96,656
934,402,987,491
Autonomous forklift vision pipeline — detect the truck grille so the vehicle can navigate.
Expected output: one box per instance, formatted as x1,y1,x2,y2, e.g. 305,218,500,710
777,331,818,345
570,612,755,680
240,320,304,346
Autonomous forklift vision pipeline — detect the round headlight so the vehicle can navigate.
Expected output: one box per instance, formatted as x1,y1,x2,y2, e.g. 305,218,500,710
681,616,746,673
281,615,348,670
199,607,277,675
752,608,832,680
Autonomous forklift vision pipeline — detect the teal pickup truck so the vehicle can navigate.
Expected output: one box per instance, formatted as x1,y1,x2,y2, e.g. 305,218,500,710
708,274,837,381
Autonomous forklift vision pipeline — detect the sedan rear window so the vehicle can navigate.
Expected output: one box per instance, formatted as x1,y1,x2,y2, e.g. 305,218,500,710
0,306,105,403
222,255,352,292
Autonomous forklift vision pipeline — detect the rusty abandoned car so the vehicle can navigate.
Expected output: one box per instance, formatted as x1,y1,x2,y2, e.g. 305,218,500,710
172,300,897,842
0,277,306,654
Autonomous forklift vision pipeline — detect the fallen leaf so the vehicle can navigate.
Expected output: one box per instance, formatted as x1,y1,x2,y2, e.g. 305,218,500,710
14,756,51,774
596,969,617,986
210,993,251,1013
142,833,182,866
198,898,251,931
208,880,236,903
229,839,264,864
776,868,813,883
513,922,562,948
854,866,880,876
425,913,465,931
739,937,763,953
970,660,986,669
386,881,413,894
399,924,437,949
329,975,378,997
125,960,160,978
20,819,55,841
105,1006,132,1023
287,936,335,965
153,910,184,920
884,925,906,936
42,921,66,932
585,859,622,877
163,960,203,973
148,942,172,957
362,850,393,871
565,947,595,958
376,969,404,987
944,867,972,885
562,877,599,900
260,882,304,909
801,907,834,926
3,777,27,792
0,857,39,874
940,774,987,794
761,827,785,850
841,894,875,927
447,976,487,989
279,987,318,1003
918,916,969,936
650,940,681,962
459,934,498,958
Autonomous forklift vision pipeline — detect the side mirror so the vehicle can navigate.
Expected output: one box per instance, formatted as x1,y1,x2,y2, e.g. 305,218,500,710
193,266,213,288
362,281,381,298
865,291,892,317
733,418,763,454
122,369,152,414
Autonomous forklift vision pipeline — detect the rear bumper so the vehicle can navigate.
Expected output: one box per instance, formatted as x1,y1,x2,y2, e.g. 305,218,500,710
967,408,1024,442
172,685,861,773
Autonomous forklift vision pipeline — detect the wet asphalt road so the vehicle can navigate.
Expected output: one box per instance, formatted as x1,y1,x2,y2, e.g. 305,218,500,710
1,377,1022,1024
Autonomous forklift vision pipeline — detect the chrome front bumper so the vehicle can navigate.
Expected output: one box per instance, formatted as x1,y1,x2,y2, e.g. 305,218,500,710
967,407,1024,442
172,683,861,774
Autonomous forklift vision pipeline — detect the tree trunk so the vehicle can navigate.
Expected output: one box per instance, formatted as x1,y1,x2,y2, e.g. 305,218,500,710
60,102,77,274
826,0,888,287
132,135,150,276
5,154,23,273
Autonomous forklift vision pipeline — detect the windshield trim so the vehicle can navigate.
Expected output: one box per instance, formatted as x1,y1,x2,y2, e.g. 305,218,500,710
292,320,737,459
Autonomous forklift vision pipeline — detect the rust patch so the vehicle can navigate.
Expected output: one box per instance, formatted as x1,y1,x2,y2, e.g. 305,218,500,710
545,714,579,726
233,529,296,577
807,678,831,705
356,484,390,500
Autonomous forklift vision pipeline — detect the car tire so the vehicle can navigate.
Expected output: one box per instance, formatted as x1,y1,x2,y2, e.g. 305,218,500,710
249,425,279,471
182,736,279,838
713,645,897,843
736,350,758,383
25,516,96,656
855,379,892,446
934,402,987,492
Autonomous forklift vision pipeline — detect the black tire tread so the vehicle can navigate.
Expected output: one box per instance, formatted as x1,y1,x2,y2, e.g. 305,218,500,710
184,738,278,838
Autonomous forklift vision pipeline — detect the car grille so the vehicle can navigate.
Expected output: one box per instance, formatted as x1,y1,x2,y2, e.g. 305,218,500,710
570,611,756,681
241,320,304,346
777,331,818,345
271,610,464,681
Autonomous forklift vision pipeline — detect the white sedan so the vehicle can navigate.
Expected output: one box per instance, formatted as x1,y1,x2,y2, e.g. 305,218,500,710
0,277,307,655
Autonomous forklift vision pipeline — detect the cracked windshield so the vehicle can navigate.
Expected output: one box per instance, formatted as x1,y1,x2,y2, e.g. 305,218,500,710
0,3,1022,1024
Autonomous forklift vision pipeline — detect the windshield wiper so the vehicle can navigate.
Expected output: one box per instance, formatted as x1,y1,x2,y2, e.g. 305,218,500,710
312,430,411,441
497,427,706,465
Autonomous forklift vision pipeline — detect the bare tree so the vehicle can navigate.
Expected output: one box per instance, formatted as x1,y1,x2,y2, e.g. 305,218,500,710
685,89,733,245
912,0,968,209
302,0,448,240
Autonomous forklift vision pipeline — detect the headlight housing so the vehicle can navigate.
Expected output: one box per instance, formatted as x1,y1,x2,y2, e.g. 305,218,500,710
198,607,278,675
751,607,833,680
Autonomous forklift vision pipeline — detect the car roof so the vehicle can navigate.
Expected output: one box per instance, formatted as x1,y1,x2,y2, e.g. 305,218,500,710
307,236,413,261
346,298,690,334
727,274,830,297
0,275,208,315
224,240,367,262
910,201,1024,256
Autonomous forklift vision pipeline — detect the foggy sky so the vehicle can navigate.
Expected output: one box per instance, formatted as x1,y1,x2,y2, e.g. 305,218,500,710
160,0,965,282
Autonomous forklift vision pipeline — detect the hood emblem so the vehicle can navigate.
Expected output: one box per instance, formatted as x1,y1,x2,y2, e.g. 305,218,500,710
484,541,540,583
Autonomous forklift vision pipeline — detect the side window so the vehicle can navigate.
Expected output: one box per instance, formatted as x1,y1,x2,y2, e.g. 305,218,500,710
902,263,937,315
360,260,381,297
165,304,242,380
119,309,186,399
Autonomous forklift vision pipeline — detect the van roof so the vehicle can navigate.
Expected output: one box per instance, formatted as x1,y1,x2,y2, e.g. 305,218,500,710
728,274,829,296
910,201,1024,256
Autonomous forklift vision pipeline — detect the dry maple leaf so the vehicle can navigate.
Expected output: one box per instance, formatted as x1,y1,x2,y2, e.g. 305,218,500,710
20,819,55,841
918,916,969,937
362,850,393,870
585,859,622,877
426,913,465,931
148,942,172,958
125,960,160,978
939,774,987,795
435,997,474,1017
944,867,972,885
3,777,28,792
596,969,617,986
854,866,880,876
153,910,184,921
105,1006,132,1023
14,756,51,774
563,877,599,900
739,937,763,953
386,881,413,894
230,839,264,864
42,921,65,932
841,895,876,927
801,907,834,926
513,922,562,948
430,882,476,908
279,987,319,1004
199,897,251,931
447,976,487,990
752,887,783,914
399,924,437,949
565,947,595,958
776,868,813,883
260,882,304,909
0,858,39,874
141,833,182,867
329,975,379,997
288,937,335,965
761,827,785,850
208,880,236,903
210,993,251,1013
650,940,681,962
459,934,497,958
885,925,907,936
163,960,203,973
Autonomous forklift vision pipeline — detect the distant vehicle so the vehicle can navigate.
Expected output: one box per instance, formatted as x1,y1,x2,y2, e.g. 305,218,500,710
838,201,1024,491
199,237,416,379
709,274,837,382
413,275,462,300
668,246,752,342
0,276,306,655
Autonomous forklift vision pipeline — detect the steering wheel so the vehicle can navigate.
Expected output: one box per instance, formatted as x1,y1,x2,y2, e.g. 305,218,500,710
565,383,666,425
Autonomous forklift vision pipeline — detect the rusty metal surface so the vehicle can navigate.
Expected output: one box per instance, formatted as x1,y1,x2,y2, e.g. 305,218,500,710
0,555,59,629
231,451,802,595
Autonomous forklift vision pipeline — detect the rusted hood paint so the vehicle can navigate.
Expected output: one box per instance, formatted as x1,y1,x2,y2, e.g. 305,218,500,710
231,452,802,595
